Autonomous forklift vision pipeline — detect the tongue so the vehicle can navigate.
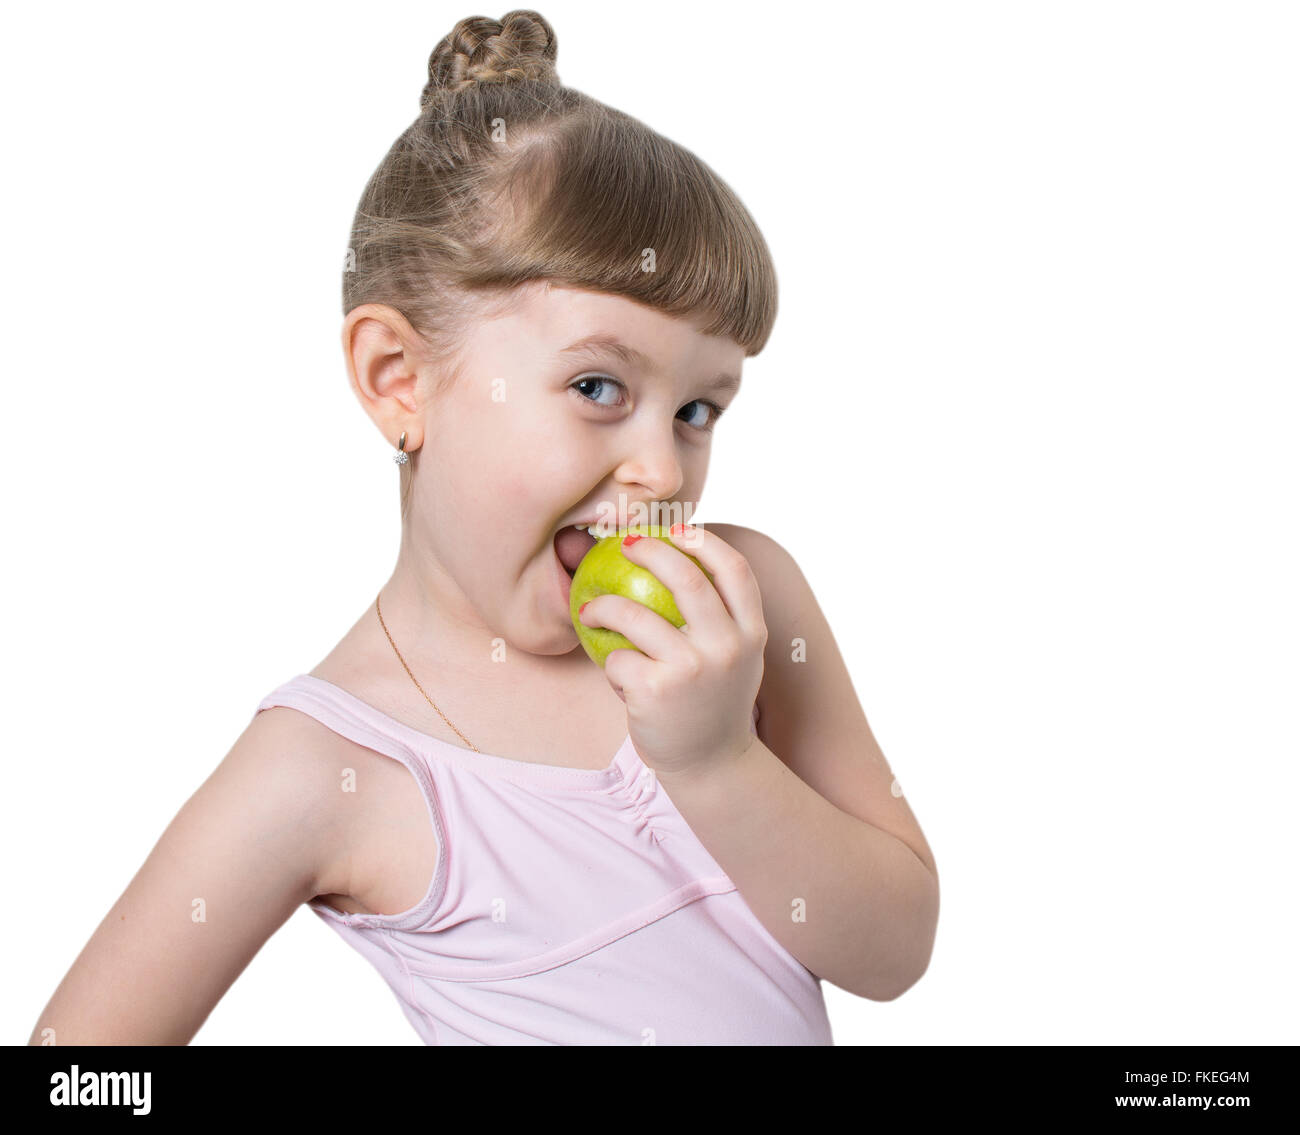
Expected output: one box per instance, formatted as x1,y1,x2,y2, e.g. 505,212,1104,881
556,526,598,573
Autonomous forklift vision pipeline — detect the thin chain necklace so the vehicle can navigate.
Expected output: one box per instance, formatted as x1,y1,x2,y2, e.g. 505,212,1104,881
374,590,480,752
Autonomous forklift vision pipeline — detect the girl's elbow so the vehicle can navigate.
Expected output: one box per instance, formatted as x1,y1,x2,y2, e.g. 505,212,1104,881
872,878,940,1001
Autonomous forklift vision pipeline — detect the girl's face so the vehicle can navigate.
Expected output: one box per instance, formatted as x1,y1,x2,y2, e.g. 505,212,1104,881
406,280,745,659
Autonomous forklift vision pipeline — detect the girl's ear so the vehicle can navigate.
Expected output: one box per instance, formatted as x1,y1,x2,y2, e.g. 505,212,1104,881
343,304,428,448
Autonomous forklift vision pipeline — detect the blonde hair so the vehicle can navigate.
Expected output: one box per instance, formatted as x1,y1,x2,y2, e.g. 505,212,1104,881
342,9,778,519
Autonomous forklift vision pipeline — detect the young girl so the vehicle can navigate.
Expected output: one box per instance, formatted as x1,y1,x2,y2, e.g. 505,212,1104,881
29,9,938,1046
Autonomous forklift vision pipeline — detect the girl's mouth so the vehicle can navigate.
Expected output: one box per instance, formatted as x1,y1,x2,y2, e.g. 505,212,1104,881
552,534,576,611
554,524,598,576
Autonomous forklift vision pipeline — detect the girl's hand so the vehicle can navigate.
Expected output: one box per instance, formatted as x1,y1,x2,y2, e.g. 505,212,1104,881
576,524,768,780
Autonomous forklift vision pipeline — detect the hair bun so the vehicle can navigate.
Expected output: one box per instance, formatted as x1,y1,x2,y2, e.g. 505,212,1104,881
421,9,559,109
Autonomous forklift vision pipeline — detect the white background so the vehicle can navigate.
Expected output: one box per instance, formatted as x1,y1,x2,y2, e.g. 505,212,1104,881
5,0,1296,1046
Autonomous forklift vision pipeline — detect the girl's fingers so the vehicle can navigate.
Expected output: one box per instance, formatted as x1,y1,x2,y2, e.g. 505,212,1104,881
578,593,692,664
659,524,766,641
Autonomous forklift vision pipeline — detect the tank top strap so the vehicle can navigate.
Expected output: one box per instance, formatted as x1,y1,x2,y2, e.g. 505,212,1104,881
253,673,425,764
253,673,451,933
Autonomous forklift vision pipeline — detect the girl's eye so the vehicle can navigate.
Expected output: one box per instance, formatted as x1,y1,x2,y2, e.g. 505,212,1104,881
570,374,725,433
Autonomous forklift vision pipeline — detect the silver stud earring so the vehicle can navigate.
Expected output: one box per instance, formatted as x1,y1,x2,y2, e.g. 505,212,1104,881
393,431,409,465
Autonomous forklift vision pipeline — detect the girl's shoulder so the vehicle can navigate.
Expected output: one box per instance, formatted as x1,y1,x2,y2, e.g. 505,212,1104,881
254,670,444,921
255,645,442,914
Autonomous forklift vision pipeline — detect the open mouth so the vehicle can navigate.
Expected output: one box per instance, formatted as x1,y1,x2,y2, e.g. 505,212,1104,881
554,523,600,578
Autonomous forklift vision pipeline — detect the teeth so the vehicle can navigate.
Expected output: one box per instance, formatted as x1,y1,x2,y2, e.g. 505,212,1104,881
572,521,636,537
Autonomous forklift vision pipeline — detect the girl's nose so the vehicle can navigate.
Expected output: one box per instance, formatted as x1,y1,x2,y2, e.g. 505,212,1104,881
612,435,684,502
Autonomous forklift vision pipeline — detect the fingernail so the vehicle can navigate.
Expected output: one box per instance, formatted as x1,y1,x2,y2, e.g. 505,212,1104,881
622,534,642,546
579,601,590,615
670,523,686,536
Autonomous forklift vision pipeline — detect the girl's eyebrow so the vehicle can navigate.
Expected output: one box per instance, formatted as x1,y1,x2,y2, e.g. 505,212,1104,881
557,333,741,395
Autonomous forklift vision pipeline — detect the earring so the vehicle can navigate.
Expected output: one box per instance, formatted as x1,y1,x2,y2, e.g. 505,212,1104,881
393,431,409,465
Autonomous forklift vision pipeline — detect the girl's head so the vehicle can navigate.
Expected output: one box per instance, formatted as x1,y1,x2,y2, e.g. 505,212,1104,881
342,9,776,657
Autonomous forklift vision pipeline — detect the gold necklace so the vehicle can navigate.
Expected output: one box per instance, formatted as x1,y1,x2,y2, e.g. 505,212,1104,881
374,590,480,752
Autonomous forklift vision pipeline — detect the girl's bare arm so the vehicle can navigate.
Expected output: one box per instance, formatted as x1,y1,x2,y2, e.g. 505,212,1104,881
27,706,347,1046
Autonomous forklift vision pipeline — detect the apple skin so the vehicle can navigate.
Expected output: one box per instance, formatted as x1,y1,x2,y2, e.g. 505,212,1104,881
569,525,715,667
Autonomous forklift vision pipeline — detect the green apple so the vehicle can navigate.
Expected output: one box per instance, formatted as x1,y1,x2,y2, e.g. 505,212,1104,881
569,524,715,667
